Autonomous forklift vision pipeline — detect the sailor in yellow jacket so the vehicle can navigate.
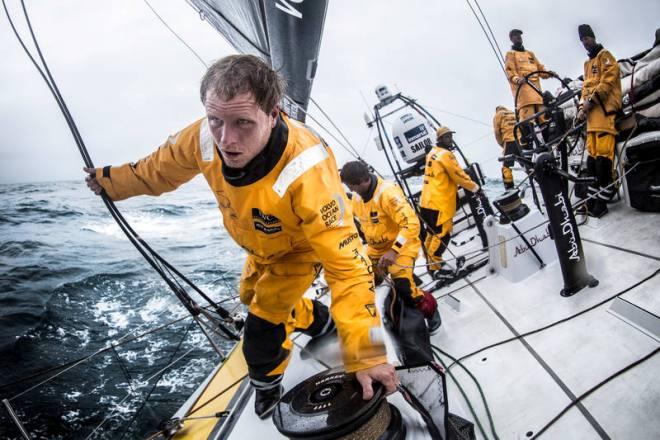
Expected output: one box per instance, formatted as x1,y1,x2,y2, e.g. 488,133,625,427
419,127,480,276
577,24,622,218
493,106,520,189
84,55,395,419
340,161,441,336
505,29,556,122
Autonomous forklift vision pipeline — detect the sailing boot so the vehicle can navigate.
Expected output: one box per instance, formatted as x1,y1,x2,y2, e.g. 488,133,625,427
300,300,337,360
595,156,616,204
589,198,609,218
585,156,598,214
502,165,514,190
589,156,614,218
254,383,283,419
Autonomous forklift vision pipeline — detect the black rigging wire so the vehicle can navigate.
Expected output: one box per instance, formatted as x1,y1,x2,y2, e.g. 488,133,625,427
531,347,659,439
2,0,239,342
463,0,507,79
310,96,362,158
118,320,196,440
431,348,489,440
143,0,207,69
451,267,660,368
472,0,505,63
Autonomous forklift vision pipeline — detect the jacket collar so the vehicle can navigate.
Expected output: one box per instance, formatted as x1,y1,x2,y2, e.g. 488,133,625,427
220,116,289,187
511,43,525,52
360,174,378,203
588,44,604,59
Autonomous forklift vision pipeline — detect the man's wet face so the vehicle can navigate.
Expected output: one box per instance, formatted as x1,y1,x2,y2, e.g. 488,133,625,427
205,91,278,169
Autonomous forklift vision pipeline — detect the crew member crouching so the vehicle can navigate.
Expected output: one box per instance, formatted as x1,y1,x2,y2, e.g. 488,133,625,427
341,162,441,362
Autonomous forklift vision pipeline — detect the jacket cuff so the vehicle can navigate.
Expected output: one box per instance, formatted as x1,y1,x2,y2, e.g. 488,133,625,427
95,166,115,199
391,234,407,252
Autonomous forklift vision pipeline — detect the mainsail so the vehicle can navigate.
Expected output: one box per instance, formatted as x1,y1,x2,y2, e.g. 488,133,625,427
188,0,329,121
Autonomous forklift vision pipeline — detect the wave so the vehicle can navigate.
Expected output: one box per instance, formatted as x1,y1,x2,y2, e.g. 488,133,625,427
141,205,193,216
0,214,18,225
14,206,84,221
0,240,51,257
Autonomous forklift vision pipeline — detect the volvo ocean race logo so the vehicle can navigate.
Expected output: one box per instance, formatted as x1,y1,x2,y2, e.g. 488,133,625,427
553,193,580,261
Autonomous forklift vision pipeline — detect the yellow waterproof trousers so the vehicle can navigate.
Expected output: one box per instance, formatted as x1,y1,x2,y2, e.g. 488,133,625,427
369,254,423,303
424,220,453,271
586,132,616,162
240,257,330,385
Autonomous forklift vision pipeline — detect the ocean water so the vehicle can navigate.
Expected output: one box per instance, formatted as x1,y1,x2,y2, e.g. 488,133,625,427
0,176,244,439
0,174,506,439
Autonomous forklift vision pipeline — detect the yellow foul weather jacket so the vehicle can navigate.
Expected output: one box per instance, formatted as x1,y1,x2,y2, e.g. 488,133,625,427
93,114,386,372
420,146,478,226
505,49,551,108
493,107,516,147
581,47,622,134
350,177,421,260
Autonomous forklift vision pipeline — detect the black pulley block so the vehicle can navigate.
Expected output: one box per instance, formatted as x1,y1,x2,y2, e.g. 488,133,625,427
272,369,405,439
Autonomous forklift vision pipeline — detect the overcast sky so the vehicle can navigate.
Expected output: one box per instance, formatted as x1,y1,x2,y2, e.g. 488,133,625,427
1,0,658,184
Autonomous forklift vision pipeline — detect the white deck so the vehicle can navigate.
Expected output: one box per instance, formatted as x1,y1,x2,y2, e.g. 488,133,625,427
211,190,659,440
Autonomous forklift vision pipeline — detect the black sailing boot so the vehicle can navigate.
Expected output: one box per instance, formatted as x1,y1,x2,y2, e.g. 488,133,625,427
254,384,283,419
589,198,609,218
585,156,598,214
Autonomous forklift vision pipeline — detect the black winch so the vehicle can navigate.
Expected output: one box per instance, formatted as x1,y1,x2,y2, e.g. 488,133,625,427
272,370,406,439
493,189,530,224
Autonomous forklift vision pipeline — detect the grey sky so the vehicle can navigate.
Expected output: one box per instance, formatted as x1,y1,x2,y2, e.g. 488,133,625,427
1,0,658,184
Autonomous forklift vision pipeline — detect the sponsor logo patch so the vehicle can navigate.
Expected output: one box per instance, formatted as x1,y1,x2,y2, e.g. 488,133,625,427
254,222,282,235
252,208,280,225
338,232,359,249
320,194,345,228
251,208,282,234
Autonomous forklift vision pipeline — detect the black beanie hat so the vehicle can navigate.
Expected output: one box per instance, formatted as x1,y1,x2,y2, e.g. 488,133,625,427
509,29,523,38
578,24,595,40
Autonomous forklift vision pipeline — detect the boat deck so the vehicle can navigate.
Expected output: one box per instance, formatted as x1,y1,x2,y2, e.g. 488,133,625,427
175,191,659,440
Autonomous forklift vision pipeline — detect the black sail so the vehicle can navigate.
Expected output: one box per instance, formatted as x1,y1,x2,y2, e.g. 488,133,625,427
189,0,329,122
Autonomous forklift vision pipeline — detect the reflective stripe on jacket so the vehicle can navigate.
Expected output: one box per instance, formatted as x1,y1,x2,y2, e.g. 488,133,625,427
95,114,386,372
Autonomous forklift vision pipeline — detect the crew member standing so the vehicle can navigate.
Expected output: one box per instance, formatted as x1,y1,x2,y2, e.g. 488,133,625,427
419,127,480,278
84,55,395,419
341,161,441,341
505,29,555,122
576,24,622,218
493,105,520,189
